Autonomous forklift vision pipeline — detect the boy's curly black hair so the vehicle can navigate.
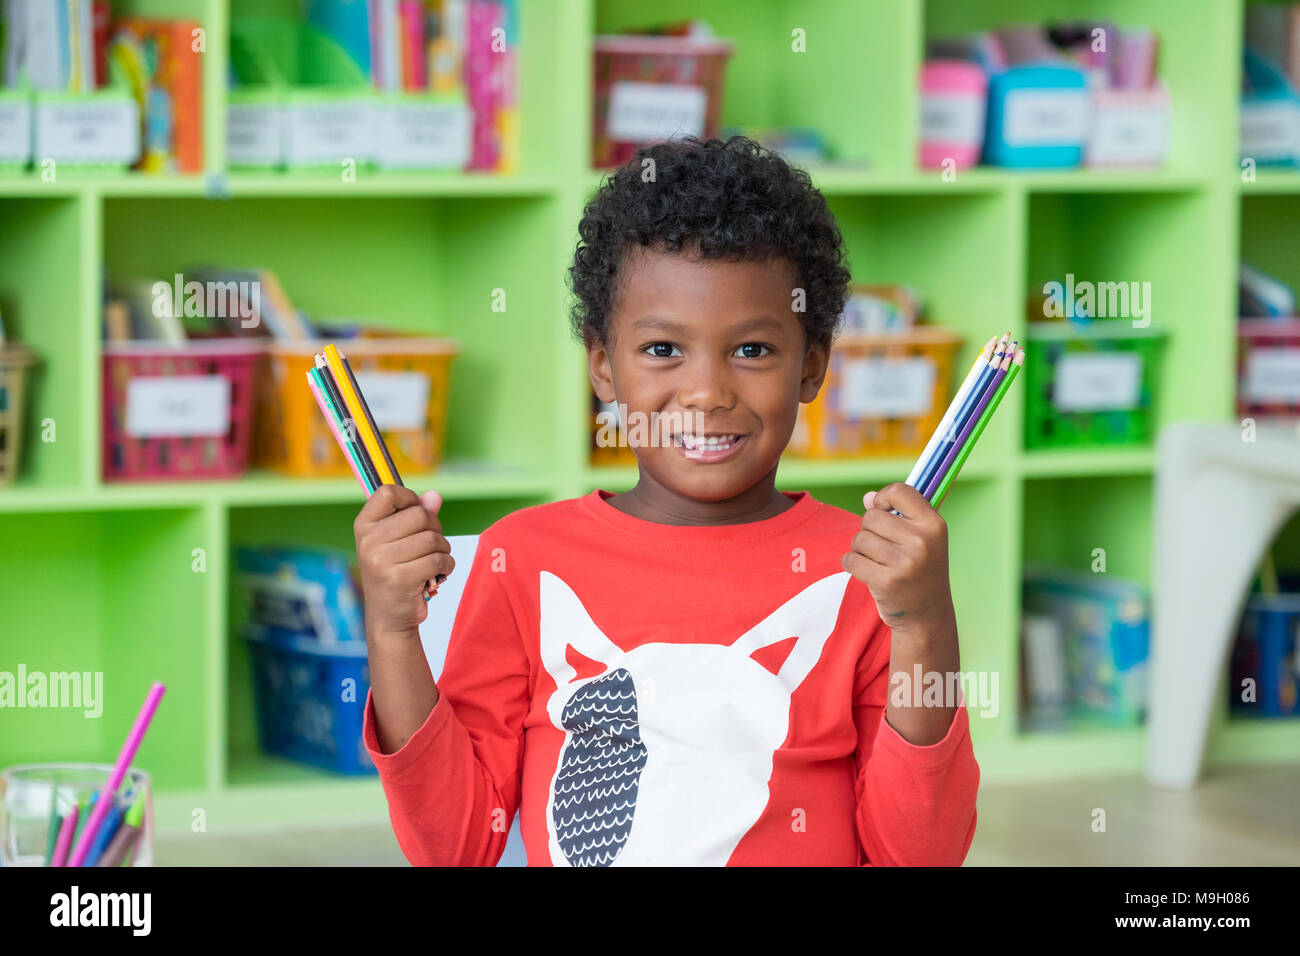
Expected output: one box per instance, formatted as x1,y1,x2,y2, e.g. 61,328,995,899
569,136,852,353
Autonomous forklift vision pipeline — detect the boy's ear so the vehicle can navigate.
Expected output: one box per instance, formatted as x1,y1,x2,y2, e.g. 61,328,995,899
588,342,617,404
798,342,830,403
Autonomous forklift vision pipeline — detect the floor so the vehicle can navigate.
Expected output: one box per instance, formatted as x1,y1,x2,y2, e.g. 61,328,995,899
154,763,1300,866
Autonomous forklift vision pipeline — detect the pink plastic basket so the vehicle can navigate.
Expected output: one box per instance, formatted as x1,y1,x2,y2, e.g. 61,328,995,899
1237,319,1300,419
101,340,264,481
592,35,734,167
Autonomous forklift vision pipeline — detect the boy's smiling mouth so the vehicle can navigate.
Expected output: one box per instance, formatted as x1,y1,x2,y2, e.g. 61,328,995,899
672,431,747,461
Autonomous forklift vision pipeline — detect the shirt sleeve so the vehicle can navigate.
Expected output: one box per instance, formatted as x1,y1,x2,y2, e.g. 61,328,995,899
852,617,980,866
361,527,531,866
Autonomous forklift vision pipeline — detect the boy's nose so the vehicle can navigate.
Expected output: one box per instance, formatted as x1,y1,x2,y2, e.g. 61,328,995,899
676,358,737,412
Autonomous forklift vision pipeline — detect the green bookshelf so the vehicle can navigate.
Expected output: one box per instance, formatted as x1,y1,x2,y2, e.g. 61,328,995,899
0,0,1292,837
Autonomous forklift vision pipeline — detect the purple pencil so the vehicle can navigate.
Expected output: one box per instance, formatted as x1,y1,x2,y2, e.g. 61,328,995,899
921,345,1013,499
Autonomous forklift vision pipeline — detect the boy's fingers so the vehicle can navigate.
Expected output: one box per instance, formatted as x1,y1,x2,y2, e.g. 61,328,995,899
383,530,451,566
375,503,439,540
395,552,455,586
360,484,418,521
871,481,931,519
419,489,443,516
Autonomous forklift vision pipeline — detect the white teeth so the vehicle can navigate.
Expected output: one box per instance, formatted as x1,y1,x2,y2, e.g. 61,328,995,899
678,434,738,451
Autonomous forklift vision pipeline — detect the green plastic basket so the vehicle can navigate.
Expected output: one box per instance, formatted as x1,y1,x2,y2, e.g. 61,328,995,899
228,19,374,171
1024,321,1167,449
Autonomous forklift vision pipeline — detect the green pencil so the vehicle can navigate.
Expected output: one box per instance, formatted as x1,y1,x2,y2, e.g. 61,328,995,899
930,349,1023,510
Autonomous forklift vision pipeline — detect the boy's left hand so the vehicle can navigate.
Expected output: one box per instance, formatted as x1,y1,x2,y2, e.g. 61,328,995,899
842,482,955,633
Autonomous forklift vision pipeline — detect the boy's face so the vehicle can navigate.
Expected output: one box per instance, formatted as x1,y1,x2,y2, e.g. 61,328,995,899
589,246,829,504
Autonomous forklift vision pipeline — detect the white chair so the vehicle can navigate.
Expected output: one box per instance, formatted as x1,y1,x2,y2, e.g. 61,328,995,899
416,534,528,866
1149,422,1300,787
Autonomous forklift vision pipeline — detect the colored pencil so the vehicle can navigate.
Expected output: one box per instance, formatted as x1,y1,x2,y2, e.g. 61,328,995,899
914,334,1008,495
67,682,165,867
97,822,139,867
905,335,996,489
340,353,403,487
323,343,396,486
930,348,1024,509
314,357,381,492
49,803,79,867
308,366,374,492
921,341,1015,499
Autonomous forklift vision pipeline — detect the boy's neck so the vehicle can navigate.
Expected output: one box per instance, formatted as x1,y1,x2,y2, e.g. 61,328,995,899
604,469,795,527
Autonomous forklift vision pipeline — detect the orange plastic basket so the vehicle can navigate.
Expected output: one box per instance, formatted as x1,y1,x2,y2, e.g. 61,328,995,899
589,390,638,467
255,338,459,477
790,328,963,458
0,346,37,486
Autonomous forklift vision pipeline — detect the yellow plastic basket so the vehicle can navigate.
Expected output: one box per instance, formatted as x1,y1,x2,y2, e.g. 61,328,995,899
255,338,459,477
789,328,963,458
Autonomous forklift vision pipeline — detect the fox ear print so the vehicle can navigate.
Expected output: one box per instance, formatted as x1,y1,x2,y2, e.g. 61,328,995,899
564,644,606,683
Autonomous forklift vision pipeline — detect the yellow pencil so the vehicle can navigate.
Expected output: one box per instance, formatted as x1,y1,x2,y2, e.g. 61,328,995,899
323,343,396,486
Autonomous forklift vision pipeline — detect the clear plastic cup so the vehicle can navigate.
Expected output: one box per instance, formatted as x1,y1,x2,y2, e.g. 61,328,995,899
0,763,153,867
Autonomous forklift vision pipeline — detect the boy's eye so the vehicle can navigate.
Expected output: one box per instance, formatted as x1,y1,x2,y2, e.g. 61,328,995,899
645,343,682,358
734,343,771,358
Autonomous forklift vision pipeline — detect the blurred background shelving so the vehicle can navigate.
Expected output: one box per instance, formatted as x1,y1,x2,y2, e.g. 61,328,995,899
0,0,1294,837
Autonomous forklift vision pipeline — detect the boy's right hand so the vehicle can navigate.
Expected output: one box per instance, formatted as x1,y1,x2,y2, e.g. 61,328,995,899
354,485,455,639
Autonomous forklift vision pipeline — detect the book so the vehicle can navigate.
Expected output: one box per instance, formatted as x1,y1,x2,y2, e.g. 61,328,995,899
109,18,203,174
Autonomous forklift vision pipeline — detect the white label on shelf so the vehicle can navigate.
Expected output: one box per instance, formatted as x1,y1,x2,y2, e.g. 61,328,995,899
374,100,471,169
284,101,374,166
1053,352,1143,412
607,82,706,141
0,99,32,163
125,376,230,438
920,92,985,145
34,98,139,163
227,103,282,166
1245,348,1300,402
1241,100,1300,160
841,357,935,417
1088,103,1168,164
1002,88,1088,146
352,372,430,430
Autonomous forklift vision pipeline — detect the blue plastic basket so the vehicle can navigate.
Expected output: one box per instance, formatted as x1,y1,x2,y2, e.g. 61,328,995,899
246,630,375,775
1229,594,1300,717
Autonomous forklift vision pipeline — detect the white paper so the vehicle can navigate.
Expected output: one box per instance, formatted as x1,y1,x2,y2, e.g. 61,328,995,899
1002,88,1088,146
0,98,32,163
1245,348,1300,402
607,81,706,141
1053,352,1143,412
34,98,139,163
841,357,935,417
921,92,985,145
1089,103,1168,164
228,103,282,166
352,371,430,430
125,376,230,438
374,100,470,168
284,101,373,165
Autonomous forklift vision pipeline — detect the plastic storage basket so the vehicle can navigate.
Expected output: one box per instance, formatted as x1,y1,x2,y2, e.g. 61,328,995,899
1229,593,1300,717
590,391,637,467
1237,319,1300,419
789,328,963,458
245,631,374,774
0,347,38,486
101,340,263,481
592,35,734,167
254,338,459,478
1024,322,1166,449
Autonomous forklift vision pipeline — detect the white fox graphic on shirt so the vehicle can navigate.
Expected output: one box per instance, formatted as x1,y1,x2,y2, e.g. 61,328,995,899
538,570,853,867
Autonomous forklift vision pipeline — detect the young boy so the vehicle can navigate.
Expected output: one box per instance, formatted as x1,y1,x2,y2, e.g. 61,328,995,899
354,136,979,867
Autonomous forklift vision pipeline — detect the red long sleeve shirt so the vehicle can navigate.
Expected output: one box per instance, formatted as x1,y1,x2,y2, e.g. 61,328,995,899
361,488,980,866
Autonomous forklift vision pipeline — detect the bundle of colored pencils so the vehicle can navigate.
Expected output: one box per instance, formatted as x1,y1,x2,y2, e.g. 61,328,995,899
906,332,1024,510
306,343,443,596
